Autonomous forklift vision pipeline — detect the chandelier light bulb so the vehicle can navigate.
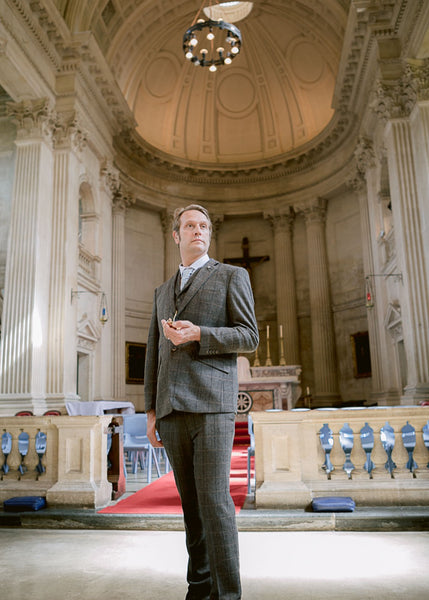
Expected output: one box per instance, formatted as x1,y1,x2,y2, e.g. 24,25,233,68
231,45,239,54
224,56,232,64
185,50,193,59
209,64,217,72
207,30,215,40
201,48,208,55
190,37,198,47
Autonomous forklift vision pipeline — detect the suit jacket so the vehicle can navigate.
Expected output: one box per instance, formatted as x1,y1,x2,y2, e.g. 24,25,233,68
144,259,259,420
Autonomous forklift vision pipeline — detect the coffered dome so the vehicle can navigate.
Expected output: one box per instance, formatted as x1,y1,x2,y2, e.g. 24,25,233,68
66,1,348,170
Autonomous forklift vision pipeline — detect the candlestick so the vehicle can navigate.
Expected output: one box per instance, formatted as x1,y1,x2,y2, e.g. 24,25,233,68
279,335,286,366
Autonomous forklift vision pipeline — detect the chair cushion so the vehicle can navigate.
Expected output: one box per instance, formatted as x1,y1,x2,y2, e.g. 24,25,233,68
3,496,46,512
311,496,355,512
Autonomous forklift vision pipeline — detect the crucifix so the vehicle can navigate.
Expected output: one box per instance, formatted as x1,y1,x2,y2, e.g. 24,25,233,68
224,237,269,286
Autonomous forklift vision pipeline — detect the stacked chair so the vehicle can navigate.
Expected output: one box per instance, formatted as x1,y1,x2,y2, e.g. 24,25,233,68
122,413,170,482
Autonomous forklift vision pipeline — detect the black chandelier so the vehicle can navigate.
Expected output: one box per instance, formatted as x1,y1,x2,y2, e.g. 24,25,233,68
183,17,242,72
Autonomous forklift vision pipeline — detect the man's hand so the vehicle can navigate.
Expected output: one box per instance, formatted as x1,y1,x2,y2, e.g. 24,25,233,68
146,409,163,448
161,319,201,346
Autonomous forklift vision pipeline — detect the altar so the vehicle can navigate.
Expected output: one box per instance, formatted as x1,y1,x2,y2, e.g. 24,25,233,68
237,357,301,414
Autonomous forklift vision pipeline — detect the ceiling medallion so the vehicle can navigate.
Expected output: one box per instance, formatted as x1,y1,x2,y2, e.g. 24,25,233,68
183,2,245,72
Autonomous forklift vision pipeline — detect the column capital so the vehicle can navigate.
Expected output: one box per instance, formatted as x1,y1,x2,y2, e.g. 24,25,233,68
100,161,120,198
53,110,87,152
373,62,418,121
112,187,135,213
211,213,224,237
161,209,175,235
409,58,429,102
6,98,55,143
347,136,376,191
298,199,327,224
264,209,294,233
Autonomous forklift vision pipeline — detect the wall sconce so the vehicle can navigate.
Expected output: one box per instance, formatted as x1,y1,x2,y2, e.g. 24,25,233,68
364,273,403,309
71,289,109,325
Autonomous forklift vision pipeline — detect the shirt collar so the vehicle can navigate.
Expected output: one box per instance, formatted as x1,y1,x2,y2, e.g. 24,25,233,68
179,254,209,274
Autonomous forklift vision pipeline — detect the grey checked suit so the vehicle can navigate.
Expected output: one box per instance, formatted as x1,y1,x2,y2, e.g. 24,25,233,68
144,259,258,600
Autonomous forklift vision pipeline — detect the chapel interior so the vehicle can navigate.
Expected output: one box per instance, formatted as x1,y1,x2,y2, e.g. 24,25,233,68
1,6,429,596
1,0,428,417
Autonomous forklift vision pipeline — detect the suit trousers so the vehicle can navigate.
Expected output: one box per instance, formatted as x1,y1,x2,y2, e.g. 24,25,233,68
158,411,241,600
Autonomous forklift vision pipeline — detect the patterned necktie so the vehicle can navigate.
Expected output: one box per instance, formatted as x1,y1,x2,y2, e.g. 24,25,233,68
180,266,194,290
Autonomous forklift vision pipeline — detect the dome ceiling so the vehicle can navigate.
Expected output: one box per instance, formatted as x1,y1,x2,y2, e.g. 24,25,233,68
62,1,348,169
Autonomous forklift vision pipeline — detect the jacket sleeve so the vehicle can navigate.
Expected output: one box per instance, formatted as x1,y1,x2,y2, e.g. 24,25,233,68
198,267,259,356
144,289,160,412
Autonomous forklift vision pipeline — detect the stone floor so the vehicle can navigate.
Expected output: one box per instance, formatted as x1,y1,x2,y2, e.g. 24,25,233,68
1,528,429,599
2,454,429,599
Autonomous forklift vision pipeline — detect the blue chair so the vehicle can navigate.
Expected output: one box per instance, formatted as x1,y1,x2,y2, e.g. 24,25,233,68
122,414,161,482
247,414,255,494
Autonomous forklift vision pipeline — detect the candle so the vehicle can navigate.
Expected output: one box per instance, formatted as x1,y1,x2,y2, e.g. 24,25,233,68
266,325,270,340
279,324,283,338
306,386,310,396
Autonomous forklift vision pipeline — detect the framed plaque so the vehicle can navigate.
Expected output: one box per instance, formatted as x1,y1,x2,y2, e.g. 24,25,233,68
350,331,371,378
125,342,146,384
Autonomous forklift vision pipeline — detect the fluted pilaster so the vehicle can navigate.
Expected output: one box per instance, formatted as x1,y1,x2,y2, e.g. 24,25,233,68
375,63,429,400
353,138,385,395
265,210,300,364
0,99,54,411
112,189,134,400
303,200,339,404
162,210,179,279
45,112,86,405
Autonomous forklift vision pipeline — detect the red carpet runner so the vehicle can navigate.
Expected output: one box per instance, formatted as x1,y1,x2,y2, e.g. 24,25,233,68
99,447,250,515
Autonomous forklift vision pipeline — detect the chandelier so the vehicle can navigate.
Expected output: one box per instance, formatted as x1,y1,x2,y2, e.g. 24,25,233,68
183,2,244,72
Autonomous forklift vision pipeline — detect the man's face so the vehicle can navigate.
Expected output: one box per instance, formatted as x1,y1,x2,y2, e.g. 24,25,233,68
173,209,211,265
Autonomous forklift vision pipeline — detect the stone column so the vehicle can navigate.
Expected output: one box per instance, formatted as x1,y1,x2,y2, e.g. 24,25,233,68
352,138,388,401
0,99,54,415
303,199,339,405
45,112,86,409
209,213,224,261
162,209,179,280
375,64,429,402
265,210,300,365
112,190,134,400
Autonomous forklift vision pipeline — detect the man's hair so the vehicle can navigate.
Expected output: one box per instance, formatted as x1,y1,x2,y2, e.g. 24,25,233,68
172,204,212,235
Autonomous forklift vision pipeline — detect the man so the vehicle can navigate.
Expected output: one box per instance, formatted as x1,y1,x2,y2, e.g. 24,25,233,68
144,204,259,600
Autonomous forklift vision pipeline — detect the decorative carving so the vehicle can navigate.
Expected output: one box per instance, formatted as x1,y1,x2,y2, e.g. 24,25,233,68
374,63,418,120
300,199,327,224
112,187,135,212
161,209,174,236
355,137,376,175
6,98,55,142
100,161,120,198
264,210,294,234
409,58,429,101
53,111,87,152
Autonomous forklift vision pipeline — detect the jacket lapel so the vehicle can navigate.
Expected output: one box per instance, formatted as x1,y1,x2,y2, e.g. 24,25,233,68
176,259,218,315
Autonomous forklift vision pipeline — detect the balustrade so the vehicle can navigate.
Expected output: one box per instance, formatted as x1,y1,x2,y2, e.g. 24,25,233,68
0,416,112,508
252,406,429,509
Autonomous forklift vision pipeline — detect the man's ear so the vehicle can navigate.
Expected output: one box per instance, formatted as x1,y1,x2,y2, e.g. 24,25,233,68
172,230,180,245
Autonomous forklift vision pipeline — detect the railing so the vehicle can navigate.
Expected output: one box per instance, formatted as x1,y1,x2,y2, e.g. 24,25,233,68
0,416,112,508
252,406,429,508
